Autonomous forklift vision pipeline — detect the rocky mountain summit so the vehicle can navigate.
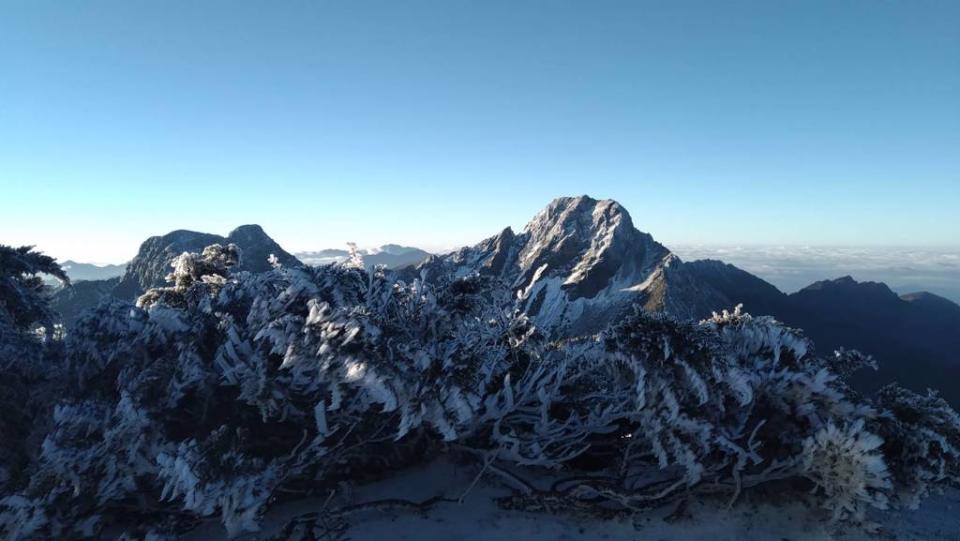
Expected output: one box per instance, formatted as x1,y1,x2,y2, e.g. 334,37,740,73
112,224,301,299
53,225,301,325
421,196,727,336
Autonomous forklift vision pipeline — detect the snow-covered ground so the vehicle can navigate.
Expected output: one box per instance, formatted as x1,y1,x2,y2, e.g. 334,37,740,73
183,459,960,541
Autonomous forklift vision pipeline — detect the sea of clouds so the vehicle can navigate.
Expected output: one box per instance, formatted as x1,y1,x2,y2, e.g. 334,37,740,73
670,245,960,303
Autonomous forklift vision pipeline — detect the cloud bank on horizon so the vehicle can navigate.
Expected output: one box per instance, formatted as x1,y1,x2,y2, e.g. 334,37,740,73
671,244,960,303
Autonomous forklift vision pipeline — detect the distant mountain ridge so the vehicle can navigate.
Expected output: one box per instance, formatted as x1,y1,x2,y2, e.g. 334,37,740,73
51,277,120,327
47,196,960,406
58,260,127,282
671,244,960,304
296,245,430,270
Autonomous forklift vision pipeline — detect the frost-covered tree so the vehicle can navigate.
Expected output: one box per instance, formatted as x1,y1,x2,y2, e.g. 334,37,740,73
0,245,68,495
0,245,68,336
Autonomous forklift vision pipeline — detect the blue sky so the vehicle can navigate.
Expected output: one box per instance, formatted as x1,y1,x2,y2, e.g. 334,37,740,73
1,1,958,263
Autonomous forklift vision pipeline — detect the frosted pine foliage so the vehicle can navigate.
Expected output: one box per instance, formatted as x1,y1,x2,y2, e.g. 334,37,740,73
135,243,240,309
872,385,960,509
0,246,69,498
1,244,958,538
0,495,48,540
801,420,892,521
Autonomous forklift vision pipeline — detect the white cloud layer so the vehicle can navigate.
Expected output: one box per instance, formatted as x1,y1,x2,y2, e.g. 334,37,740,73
670,245,960,303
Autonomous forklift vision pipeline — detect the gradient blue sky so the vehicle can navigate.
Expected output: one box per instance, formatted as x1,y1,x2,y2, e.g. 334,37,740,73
1,1,958,263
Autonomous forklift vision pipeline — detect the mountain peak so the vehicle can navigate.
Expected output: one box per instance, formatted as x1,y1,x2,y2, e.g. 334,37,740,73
801,275,895,297
517,196,662,300
791,275,902,317
525,196,632,237
228,224,268,241
113,225,300,299
426,195,727,335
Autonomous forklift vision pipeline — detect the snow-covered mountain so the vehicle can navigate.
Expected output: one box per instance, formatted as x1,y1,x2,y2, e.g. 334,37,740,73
113,224,301,299
53,225,301,325
420,195,727,336
297,244,431,269
409,196,960,404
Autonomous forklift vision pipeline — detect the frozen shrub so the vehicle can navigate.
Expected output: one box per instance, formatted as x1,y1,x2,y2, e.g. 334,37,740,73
872,385,960,509
1,246,958,537
801,420,891,521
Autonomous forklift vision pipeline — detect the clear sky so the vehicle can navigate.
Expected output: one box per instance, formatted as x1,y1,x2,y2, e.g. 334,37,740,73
1,1,958,263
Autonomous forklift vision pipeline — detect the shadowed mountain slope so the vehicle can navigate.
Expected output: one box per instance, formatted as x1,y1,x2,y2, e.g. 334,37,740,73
684,267,960,404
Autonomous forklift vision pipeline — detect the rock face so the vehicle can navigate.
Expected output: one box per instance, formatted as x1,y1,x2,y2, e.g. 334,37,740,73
421,196,728,336
113,225,301,300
